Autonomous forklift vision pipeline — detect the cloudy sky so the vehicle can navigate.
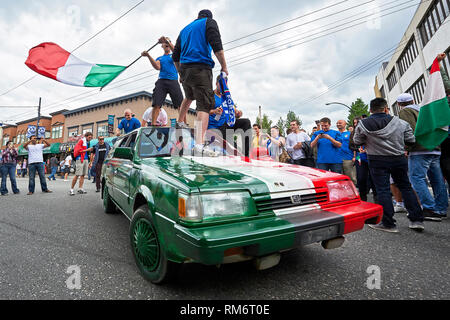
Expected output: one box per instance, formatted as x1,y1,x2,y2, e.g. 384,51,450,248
0,0,418,131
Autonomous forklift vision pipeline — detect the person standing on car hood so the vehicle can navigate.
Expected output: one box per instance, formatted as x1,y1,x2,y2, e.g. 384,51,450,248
172,9,229,152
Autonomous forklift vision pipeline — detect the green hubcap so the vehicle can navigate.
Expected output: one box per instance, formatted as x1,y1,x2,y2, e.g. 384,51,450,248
133,219,160,271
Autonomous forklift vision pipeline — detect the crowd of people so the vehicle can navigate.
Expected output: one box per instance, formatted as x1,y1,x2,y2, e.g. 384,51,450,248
1,9,448,235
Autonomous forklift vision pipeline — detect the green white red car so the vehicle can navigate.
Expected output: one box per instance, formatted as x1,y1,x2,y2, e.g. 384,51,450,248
101,127,383,283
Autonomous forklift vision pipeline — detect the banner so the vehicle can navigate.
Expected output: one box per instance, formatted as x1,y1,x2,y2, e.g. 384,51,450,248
27,125,46,138
108,115,115,134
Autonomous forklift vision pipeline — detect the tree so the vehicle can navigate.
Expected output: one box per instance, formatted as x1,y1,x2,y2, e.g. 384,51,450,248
347,98,369,128
276,117,286,136
255,114,273,133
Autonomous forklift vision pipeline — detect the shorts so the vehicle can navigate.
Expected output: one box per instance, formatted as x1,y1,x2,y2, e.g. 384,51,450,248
153,79,184,108
75,160,89,177
180,66,214,113
64,165,70,174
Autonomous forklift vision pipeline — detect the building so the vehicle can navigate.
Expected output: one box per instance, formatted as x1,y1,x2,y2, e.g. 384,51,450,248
1,124,17,148
374,0,450,115
63,91,196,143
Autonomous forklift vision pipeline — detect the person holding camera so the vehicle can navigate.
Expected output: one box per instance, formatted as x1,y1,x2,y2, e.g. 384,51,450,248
1,141,20,195
23,136,52,195
311,117,343,173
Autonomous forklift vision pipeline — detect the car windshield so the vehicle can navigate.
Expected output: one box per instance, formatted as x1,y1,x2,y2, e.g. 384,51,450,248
139,127,243,158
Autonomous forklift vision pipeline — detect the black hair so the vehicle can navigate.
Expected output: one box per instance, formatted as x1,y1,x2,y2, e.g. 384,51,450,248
370,98,388,113
253,124,261,129
320,117,331,125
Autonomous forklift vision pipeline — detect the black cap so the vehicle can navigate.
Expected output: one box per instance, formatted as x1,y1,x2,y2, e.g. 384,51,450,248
198,9,213,19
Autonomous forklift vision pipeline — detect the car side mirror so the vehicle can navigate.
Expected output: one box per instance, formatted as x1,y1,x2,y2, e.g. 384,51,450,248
113,147,133,160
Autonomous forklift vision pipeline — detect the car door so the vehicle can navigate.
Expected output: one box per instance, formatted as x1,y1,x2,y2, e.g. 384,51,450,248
114,132,137,213
104,136,127,203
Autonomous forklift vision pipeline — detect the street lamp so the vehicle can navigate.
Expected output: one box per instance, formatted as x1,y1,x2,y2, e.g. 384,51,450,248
325,102,351,111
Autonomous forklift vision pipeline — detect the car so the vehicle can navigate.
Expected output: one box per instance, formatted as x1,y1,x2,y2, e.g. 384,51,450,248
101,127,383,284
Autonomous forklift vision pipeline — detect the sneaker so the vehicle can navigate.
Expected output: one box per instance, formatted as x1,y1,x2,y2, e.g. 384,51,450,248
70,190,75,196
368,223,399,233
77,189,87,194
27,192,33,196
43,190,52,193
64,180,69,182
409,221,425,232
96,189,101,193
193,144,221,157
176,122,189,129
423,209,442,222
394,204,407,213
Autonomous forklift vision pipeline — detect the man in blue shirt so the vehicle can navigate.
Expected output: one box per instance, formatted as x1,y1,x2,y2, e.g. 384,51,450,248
336,119,356,183
172,9,229,153
311,117,343,173
207,75,251,156
141,37,184,127
116,109,141,136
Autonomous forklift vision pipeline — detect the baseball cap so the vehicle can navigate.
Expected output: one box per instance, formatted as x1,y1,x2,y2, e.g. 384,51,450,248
397,93,414,103
198,9,213,19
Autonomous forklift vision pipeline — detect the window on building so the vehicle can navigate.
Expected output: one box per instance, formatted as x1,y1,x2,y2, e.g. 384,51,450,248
380,86,386,99
407,76,427,104
45,131,51,139
68,127,79,138
397,36,419,76
387,68,398,91
82,125,93,135
442,46,450,76
51,126,63,139
392,102,399,117
3,136,9,146
417,0,450,47
97,122,109,138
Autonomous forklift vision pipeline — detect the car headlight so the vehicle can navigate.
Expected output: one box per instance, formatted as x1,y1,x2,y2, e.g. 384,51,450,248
178,192,253,222
327,180,359,202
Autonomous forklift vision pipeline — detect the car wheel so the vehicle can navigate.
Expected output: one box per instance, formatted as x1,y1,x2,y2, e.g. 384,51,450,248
130,205,179,284
103,185,116,214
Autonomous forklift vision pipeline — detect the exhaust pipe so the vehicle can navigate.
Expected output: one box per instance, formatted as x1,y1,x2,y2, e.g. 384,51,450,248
321,236,345,250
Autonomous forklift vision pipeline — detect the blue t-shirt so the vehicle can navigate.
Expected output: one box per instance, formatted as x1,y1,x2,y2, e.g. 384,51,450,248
208,94,227,129
337,131,353,161
118,117,141,134
180,18,214,68
311,129,343,164
157,54,178,80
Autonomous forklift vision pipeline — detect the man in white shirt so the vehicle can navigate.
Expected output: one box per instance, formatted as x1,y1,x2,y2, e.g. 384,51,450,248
63,153,72,181
23,135,52,195
286,120,314,167
142,107,168,127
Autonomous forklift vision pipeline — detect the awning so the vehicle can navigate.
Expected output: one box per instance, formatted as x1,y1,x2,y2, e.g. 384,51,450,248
89,137,115,148
18,143,62,156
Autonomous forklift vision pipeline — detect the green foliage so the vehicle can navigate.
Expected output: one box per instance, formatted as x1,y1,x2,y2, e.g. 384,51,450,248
255,114,273,132
258,110,302,136
347,98,369,128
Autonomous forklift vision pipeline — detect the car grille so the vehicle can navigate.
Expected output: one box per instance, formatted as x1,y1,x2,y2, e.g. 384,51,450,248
255,192,328,212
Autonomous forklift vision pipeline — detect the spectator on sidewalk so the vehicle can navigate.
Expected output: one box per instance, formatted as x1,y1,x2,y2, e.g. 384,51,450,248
311,117,343,173
266,126,286,162
90,136,111,193
354,97,424,232
1,141,20,195
70,132,94,196
286,120,313,167
398,93,448,221
63,153,72,181
23,136,52,195
47,154,59,181
116,109,141,136
336,119,356,184
21,159,27,177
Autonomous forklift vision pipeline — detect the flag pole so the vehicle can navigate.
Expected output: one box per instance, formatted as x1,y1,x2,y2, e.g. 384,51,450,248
100,41,160,91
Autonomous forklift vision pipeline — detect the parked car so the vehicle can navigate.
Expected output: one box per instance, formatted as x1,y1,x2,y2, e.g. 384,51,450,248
101,127,383,284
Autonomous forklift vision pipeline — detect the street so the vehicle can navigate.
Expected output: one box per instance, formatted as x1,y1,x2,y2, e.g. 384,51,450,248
0,176,449,300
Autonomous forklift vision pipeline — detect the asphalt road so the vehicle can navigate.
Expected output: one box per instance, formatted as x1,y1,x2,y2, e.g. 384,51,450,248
1,176,449,300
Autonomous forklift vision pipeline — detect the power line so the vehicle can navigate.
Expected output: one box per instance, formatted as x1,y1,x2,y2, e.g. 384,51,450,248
0,0,146,99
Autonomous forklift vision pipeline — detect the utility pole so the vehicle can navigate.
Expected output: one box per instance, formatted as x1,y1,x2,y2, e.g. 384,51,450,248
259,106,262,128
36,97,41,138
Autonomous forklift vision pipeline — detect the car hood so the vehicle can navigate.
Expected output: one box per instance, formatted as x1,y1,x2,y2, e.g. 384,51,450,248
141,156,343,195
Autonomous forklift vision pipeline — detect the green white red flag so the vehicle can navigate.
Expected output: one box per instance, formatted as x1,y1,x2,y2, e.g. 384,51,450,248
25,42,126,87
415,58,450,150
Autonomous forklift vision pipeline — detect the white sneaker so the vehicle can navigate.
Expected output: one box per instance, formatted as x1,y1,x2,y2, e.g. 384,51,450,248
70,190,75,196
78,189,87,194
394,204,407,213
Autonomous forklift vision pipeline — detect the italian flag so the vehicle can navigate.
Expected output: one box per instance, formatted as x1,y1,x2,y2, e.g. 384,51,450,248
25,42,126,87
415,58,450,150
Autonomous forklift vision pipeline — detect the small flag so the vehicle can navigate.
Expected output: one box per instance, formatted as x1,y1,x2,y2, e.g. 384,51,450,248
25,42,126,87
415,58,450,150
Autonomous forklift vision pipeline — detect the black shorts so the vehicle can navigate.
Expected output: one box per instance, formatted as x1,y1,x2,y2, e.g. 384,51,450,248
153,79,184,108
179,66,214,113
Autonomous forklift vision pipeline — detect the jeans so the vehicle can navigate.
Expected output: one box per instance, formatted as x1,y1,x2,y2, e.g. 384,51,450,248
1,163,20,195
342,160,357,185
48,167,57,180
317,163,343,173
293,158,315,168
369,156,423,227
28,162,49,193
95,162,104,191
409,154,449,213
356,160,377,202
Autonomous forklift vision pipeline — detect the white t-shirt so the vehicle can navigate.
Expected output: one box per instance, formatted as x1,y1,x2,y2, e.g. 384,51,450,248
286,132,311,160
27,144,45,164
64,155,72,166
142,107,168,126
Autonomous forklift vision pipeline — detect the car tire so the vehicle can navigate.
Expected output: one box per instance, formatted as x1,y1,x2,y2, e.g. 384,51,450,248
103,185,116,214
130,205,179,284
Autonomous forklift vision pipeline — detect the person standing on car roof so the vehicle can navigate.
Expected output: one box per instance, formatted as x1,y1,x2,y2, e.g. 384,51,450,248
141,36,184,127
172,9,229,153
353,97,424,233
